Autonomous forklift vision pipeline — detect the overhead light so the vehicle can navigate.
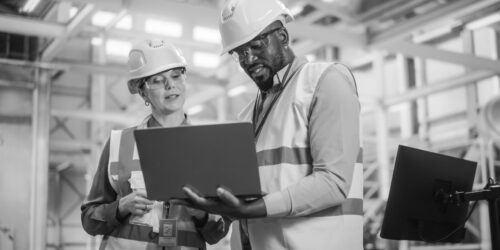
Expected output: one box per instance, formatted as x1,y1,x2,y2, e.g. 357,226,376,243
193,51,220,68
187,105,204,115
69,7,78,18
92,11,117,27
289,5,304,16
305,54,316,62
116,15,132,30
21,0,41,13
228,85,248,97
193,26,220,43
465,13,500,30
91,37,103,46
105,39,131,57
145,19,182,37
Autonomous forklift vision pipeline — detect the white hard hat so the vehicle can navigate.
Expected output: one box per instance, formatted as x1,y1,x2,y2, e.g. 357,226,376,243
127,39,187,94
218,0,294,55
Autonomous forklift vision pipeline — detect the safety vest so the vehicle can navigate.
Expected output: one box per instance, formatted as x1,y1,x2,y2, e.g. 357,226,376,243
103,127,206,250
239,62,364,250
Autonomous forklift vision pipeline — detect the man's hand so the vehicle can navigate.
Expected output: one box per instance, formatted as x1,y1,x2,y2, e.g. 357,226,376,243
182,186,266,219
118,189,154,218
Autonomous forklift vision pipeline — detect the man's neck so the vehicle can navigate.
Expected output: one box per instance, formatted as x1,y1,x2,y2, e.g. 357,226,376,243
278,52,295,72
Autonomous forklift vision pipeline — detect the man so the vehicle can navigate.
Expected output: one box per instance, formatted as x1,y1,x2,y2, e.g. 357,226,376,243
183,0,363,249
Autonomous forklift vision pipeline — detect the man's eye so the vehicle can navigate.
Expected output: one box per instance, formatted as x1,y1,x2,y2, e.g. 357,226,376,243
234,49,244,56
250,42,263,50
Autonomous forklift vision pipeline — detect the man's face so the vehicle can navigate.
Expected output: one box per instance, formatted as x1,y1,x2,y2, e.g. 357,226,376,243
230,27,285,90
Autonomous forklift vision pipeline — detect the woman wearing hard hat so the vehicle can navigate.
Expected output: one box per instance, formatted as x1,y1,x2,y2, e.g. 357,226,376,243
81,39,229,249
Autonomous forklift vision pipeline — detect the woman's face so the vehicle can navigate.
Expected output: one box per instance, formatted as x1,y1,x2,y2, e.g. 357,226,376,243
141,68,186,115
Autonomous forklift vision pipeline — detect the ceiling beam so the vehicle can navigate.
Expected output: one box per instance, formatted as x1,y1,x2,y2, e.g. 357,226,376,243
306,0,357,23
42,4,96,60
378,41,500,74
0,14,65,37
52,109,137,125
384,70,495,106
0,57,126,75
370,0,499,47
60,0,219,26
81,27,220,51
288,22,366,48
361,0,432,25
292,40,325,56
355,0,406,23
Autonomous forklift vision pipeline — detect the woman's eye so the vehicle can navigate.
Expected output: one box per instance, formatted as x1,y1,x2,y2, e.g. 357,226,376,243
152,77,164,84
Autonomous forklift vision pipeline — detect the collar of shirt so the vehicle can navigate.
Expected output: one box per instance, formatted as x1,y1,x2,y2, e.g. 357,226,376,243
263,56,308,96
137,114,190,129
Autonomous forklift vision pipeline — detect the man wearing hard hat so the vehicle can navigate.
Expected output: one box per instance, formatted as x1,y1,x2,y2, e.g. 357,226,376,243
184,0,363,249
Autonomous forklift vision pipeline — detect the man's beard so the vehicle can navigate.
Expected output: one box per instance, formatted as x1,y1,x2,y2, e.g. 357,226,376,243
253,52,285,92
255,73,274,92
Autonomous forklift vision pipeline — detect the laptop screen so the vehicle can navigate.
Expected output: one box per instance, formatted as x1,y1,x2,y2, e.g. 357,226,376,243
134,122,262,201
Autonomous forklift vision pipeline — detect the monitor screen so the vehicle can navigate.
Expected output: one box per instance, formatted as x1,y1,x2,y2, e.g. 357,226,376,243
380,145,477,242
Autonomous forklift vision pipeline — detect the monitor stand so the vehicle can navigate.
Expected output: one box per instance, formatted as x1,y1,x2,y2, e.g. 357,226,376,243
439,179,500,250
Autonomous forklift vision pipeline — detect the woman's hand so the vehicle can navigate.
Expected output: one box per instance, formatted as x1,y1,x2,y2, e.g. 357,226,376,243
118,189,154,218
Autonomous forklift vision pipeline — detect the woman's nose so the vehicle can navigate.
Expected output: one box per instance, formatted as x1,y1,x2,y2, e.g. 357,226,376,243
165,79,175,89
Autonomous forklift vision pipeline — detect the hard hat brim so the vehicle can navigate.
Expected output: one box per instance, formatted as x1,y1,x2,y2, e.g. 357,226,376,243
220,14,293,55
127,63,187,94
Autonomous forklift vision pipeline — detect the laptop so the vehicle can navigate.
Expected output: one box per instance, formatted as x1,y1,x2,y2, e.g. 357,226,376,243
134,122,262,201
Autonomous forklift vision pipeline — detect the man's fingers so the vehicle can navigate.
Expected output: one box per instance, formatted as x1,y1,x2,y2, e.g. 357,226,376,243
217,187,240,207
183,186,205,203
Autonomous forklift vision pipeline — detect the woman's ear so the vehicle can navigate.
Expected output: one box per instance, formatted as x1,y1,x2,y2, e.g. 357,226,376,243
138,87,148,101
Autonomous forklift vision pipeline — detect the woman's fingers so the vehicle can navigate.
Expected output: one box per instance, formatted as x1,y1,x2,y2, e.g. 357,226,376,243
135,189,148,198
135,195,154,205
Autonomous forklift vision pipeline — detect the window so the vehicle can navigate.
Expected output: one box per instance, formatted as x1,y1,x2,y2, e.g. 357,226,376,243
193,26,220,43
193,52,220,68
145,19,182,37
105,39,131,57
92,11,116,27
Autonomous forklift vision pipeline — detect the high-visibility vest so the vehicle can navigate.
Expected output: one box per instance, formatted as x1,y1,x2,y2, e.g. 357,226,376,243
239,62,364,250
103,127,206,250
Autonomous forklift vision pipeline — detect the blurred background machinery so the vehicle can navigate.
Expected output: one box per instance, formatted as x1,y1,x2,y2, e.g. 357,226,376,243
0,0,500,249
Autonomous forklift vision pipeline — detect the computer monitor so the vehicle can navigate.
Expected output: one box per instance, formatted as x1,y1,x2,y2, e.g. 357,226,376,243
380,145,477,242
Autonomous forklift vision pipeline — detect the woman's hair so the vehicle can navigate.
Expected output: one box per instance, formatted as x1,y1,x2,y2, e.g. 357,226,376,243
129,77,148,93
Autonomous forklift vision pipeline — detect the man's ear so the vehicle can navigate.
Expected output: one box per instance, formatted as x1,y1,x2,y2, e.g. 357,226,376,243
277,28,290,45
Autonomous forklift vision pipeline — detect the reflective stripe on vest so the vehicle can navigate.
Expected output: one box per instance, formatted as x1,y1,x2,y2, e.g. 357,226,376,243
105,127,205,249
239,61,363,250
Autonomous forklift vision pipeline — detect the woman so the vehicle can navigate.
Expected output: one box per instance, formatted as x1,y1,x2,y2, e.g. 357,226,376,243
81,39,229,249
